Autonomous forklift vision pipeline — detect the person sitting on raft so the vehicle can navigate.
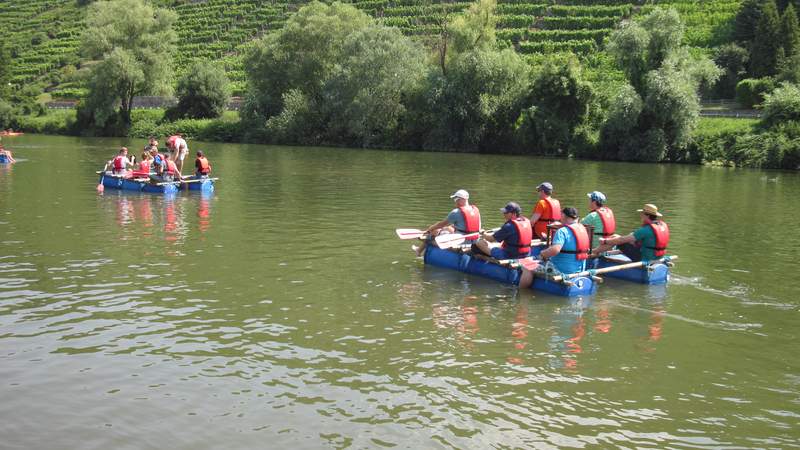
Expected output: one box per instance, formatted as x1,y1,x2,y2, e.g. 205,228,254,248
591,203,669,262
519,207,590,288
581,191,616,249
130,151,153,178
0,143,15,163
194,150,211,178
149,148,181,183
415,189,481,257
474,202,532,260
107,147,133,176
530,182,561,239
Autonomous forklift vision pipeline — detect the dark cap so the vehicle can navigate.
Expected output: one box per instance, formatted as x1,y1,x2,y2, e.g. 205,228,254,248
562,207,578,219
500,202,521,215
536,182,553,193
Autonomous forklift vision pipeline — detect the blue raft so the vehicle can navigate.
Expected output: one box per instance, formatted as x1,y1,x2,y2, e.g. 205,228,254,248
0,154,9,164
593,254,671,284
423,245,596,297
98,173,215,194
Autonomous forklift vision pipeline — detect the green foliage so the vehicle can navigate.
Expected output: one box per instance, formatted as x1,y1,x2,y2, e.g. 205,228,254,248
601,8,720,162
449,0,497,55
780,4,800,58
712,43,749,98
0,99,14,129
735,78,776,108
761,82,800,127
517,56,594,156
243,1,371,123
0,44,11,99
750,0,783,77
734,0,763,44
79,0,177,130
171,62,230,119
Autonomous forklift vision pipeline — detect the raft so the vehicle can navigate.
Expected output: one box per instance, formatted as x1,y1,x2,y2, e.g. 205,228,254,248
98,173,215,194
594,253,671,284
423,245,597,297
0,154,9,164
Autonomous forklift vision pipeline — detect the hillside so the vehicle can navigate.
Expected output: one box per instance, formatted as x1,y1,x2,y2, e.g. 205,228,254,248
0,0,741,97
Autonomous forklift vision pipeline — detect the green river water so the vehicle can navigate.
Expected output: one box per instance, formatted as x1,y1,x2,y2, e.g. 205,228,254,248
1,135,798,449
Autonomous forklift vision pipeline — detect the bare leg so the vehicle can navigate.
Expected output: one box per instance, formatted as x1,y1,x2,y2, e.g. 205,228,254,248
473,238,492,256
519,267,533,289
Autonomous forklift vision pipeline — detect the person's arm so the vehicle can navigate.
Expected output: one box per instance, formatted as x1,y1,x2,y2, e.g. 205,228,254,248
600,233,636,247
425,219,450,233
529,200,544,223
539,243,562,260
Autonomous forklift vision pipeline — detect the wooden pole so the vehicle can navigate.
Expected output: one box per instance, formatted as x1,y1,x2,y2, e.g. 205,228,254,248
552,255,678,282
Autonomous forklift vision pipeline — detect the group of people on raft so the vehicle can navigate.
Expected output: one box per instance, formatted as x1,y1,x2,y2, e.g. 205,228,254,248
417,182,670,288
105,134,212,182
0,141,15,163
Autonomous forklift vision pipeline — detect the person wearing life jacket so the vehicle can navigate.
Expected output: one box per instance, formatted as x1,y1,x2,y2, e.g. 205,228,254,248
415,189,481,257
0,142,15,163
593,203,670,262
107,147,133,176
149,148,181,183
474,202,533,260
130,151,152,178
167,134,189,174
581,191,616,249
529,182,562,239
194,150,212,178
539,207,590,274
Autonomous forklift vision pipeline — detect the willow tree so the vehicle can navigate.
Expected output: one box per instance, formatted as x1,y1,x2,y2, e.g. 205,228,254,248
79,0,177,130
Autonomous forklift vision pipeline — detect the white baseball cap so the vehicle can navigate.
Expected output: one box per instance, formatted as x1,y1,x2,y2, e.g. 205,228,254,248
449,189,469,200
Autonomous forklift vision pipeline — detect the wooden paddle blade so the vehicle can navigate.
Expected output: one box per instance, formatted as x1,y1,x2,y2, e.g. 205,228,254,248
517,257,539,271
435,232,480,249
396,228,425,240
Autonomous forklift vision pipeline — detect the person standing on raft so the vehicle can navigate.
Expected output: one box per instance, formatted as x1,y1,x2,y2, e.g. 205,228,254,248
519,207,590,288
167,134,189,174
415,189,481,257
581,191,616,249
591,203,669,262
529,182,561,239
474,202,532,260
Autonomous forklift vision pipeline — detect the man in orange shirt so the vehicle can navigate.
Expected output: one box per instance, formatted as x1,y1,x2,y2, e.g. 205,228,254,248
529,182,561,239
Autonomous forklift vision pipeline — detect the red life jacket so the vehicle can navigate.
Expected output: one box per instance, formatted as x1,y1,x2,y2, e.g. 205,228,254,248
139,160,150,172
501,217,533,255
534,197,562,237
458,205,481,241
197,157,211,174
113,155,127,171
561,223,591,261
647,221,670,257
167,135,178,148
165,159,178,175
594,206,616,237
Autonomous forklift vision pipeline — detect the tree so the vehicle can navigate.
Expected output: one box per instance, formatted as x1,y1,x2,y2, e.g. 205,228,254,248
79,0,177,129
750,0,782,77
734,0,764,44
449,0,497,55
0,43,11,100
761,82,800,127
517,56,594,155
780,4,800,58
172,62,230,119
601,8,720,162
243,1,370,124
712,44,749,98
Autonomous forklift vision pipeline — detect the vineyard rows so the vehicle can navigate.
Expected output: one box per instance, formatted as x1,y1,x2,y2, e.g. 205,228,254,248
0,0,742,97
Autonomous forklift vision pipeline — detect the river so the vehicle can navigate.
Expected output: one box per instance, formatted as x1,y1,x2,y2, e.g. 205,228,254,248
1,135,798,448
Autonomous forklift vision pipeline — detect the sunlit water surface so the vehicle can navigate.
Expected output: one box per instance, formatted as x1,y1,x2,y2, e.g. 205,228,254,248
1,135,798,448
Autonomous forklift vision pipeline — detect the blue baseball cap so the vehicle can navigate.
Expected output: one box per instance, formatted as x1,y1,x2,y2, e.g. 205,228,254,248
536,182,553,193
500,202,522,215
587,191,606,203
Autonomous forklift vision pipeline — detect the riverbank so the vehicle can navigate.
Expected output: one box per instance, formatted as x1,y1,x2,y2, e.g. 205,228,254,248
11,109,792,170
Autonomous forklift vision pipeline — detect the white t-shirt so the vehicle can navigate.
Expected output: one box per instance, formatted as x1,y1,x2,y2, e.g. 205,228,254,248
174,137,188,159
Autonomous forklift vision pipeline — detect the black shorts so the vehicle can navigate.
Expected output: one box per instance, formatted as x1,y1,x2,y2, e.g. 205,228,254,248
619,243,642,262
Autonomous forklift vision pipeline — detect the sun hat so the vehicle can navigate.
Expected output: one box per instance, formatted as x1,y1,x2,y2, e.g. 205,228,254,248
450,189,469,200
562,207,579,219
536,182,553,194
500,202,522,215
587,191,606,203
637,204,663,217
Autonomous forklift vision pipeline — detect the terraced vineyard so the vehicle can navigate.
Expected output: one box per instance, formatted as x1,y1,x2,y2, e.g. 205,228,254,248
0,0,742,97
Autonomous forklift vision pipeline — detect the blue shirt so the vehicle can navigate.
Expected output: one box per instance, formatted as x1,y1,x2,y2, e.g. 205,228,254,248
493,221,528,258
549,226,585,274
445,208,467,233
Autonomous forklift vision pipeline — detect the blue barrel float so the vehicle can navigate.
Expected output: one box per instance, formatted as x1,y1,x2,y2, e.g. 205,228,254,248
98,173,215,194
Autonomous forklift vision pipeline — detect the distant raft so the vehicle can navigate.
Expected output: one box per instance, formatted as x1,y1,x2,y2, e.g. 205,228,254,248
0,154,10,164
97,172,216,194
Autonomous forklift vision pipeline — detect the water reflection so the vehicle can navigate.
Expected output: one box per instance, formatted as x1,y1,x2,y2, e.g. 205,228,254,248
103,192,214,245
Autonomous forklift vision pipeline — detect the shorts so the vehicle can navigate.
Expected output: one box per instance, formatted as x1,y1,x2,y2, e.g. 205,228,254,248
490,247,529,260
177,150,187,161
619,243,642,262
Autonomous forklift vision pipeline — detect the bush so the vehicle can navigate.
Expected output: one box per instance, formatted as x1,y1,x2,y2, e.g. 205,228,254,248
735,78,775,108
171,62,230,119
761,83,800,128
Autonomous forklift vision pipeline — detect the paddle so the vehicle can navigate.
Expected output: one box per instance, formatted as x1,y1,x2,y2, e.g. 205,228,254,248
96,163,107,192
396,228,427,240
435,232,481,249
552,255,678,282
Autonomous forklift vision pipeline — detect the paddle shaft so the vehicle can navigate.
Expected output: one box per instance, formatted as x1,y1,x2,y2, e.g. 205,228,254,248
552,255,678,282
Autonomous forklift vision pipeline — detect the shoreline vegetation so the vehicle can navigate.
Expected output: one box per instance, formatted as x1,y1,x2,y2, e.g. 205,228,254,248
1,0,799,170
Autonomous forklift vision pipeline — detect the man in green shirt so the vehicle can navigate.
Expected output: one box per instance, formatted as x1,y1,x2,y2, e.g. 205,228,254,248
580,191,615,249
592,203,669,262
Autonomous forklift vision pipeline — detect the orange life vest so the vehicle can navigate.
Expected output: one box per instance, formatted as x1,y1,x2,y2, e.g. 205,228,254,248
458,205,481,241
197,157,211,174
534,197,561,237
647,221,670,257
165,159,178,175
560,223,591,261
113,155,127,171
594,206,616,237
501,217,533,256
